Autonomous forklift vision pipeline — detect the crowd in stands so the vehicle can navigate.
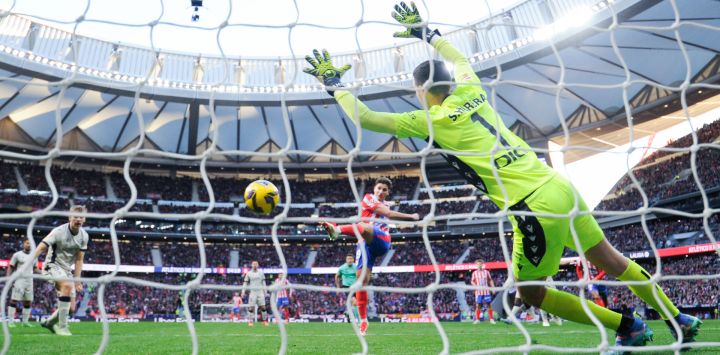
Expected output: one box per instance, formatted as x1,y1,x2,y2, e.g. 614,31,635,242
1,207,715,270
4,212,714,318
3,159,422,205
373,272,461,316
598,119,720,211
390,239,469,265
0,160,18,189
551,254,720,310
17,164,107,198
418,186,474,200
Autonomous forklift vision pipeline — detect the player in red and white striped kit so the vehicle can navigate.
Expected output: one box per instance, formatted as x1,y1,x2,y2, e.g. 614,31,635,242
274,273,294,324
471,260,496,324
575,260,609,308
319,177,419,336
231,292,243,322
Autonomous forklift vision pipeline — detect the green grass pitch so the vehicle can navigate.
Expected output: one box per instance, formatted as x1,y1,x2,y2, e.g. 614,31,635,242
3,320,719,354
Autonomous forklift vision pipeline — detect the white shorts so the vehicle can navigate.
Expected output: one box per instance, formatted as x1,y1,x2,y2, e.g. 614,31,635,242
247,292,266,307
43,263,73,282
11,283,33,302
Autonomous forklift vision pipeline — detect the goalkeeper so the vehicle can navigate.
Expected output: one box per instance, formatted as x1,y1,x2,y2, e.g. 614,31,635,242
302,1,701,351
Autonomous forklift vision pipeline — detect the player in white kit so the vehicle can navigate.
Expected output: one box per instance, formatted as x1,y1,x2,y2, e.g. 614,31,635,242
34,205,89,336
241,261,268,326
7,239,40,327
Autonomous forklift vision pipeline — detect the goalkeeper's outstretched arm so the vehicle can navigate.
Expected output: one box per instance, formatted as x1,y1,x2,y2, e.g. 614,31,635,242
302,50,412,137
431,37,481,86
333,91,403,135
391,0,481,87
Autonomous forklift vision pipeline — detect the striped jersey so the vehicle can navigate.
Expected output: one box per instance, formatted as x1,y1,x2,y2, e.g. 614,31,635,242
274,277,293,299
471,269,492,296
232,295,243,307
361,193,391,238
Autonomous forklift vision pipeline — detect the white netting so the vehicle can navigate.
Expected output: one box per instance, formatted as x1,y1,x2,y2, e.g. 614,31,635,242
0,0,719,354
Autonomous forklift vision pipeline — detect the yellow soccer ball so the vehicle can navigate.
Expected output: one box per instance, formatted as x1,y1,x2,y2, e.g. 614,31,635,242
244,180,280,215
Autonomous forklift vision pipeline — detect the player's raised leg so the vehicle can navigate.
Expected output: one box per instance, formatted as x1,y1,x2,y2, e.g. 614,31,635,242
318,177,418,336
354,225,392,336
510,176,700,353
584,239,702,347
319,221,374,242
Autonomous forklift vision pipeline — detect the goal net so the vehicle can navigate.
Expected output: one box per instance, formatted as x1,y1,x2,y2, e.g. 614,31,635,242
0,0,719,354
200,304,256,323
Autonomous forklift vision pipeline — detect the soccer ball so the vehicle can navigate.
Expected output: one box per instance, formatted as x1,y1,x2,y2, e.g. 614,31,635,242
244,180,280,215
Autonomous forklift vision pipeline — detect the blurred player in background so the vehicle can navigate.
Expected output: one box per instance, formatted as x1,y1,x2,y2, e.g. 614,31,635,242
470,260,495,324
35,205,88,336
335,254,360,324
576,261,609,308
303,1,702,350
319,177,419,336
231,292,243,322
6,238,39,327
242,261,268,326
273,273,294,324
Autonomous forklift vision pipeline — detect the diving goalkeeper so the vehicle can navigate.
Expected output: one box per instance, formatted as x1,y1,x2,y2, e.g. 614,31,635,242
302,1,701,351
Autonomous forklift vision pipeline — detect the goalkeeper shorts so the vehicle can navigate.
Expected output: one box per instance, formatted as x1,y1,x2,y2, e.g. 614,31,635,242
509,174,605,280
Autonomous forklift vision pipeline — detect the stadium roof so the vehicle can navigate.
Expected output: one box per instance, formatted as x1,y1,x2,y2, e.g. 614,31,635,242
0,0,718,168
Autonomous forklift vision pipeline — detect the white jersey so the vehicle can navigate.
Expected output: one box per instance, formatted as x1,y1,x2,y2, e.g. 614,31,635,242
244,269,266,294
42,223,89,271
10,250,34,285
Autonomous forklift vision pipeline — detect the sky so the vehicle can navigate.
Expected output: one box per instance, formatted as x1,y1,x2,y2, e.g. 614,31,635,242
0,0,524,58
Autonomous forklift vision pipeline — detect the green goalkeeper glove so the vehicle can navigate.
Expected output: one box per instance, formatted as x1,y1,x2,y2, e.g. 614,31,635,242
391,1,440,43
302,49,351,96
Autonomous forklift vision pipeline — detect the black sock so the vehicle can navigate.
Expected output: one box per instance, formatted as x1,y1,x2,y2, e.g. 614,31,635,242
617,314,636,335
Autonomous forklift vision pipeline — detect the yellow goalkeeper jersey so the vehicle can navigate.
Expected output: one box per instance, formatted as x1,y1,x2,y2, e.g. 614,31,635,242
335,37,556,207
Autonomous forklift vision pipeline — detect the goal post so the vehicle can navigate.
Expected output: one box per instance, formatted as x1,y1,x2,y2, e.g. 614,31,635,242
199,304,257,323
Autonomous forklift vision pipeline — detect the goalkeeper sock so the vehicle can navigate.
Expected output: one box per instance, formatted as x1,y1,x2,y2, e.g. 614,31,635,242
475,307,481,320
339,224,363,237
356,291,368,321
617,259,679,320
22,308,31,324
488,306,494,320
58,296,71,328
540,288,637,332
